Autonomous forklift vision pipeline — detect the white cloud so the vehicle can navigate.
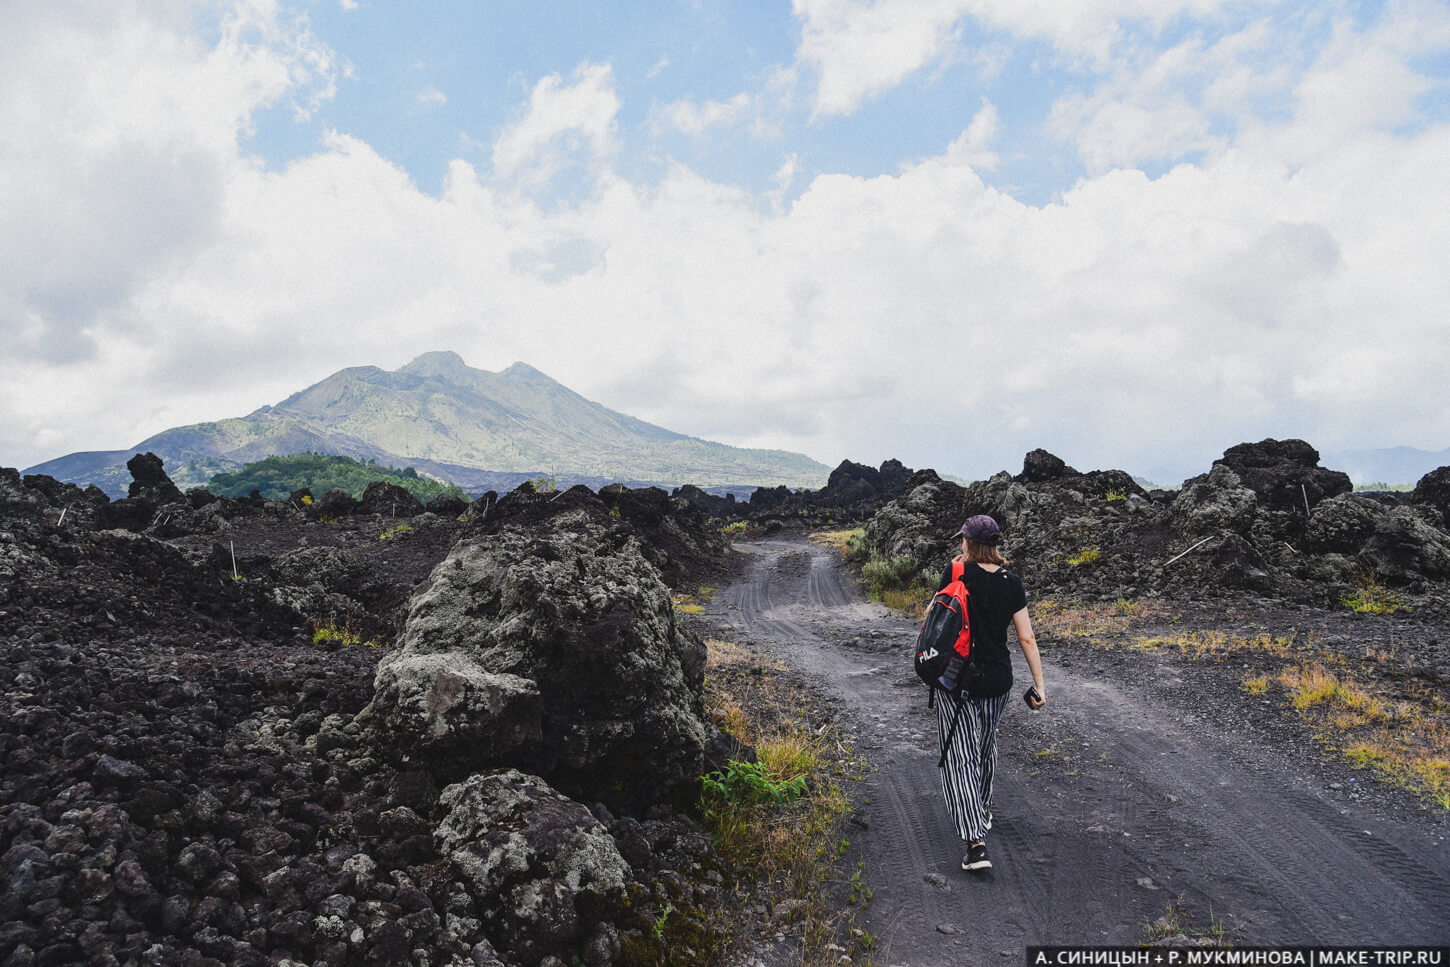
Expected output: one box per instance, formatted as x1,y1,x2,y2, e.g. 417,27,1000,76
655,92,754,136
417,86,446,107
3,0,1450,487
769,153,801,211
0,2,335,366
491,62,620,187
791,0,1245,117
793,0,970,117
943,98,1000,170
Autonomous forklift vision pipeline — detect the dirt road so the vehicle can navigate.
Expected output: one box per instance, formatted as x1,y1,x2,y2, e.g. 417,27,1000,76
703,537,1450,964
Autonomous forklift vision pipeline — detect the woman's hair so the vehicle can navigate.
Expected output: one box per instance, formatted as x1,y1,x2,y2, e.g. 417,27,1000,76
961,537,1006,567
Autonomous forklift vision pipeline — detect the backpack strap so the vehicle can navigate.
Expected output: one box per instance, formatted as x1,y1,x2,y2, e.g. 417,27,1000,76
951,559,965,583
938,691,968,769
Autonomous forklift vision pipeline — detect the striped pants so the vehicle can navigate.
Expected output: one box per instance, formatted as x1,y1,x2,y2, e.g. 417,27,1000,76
937,691,1009,842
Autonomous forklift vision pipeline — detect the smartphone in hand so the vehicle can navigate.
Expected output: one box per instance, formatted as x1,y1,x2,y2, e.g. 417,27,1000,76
1023,685,1043,710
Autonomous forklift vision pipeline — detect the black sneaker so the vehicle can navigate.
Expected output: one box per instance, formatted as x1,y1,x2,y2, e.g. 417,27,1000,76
962,842,992,871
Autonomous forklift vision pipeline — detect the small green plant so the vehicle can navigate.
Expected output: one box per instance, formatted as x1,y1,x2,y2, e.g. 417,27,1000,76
1144,897,1231,946
531,474,558,493
312,621,386,650
701,760,807,806
720,520,747,537
378,522,413,541
846,864,873,905
1066,547,1102,566
672,593,705,615
300,494,314,506
650,904,673,941
1104,488,1128,502
1342,572,1403,614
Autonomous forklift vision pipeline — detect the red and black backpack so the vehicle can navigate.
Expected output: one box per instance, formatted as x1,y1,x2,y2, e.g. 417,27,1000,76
913,560,979,768
913,560,972,690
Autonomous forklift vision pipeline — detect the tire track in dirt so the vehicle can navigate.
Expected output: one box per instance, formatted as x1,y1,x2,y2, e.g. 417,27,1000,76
707,538,1450,965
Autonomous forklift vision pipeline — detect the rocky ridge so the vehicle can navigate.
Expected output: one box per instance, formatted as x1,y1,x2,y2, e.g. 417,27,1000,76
1,457,731,967
860,439,1450,611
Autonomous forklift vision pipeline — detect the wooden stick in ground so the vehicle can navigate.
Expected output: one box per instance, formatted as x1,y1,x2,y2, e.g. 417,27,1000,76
1302,483,1311,517
1165,535,1215,567
230,540,238,580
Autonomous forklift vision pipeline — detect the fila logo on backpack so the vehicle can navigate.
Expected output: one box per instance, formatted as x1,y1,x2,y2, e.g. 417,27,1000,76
913,560,972,693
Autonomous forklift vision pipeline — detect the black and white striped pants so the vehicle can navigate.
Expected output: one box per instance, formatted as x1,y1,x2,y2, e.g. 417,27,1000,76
937,691,1009,842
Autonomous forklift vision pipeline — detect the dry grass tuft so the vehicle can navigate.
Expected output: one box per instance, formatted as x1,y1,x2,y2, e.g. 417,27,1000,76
693,639,875,966
1032,597,1161,641
1274,662,1450,808
1131,631,1295,660
809,529,858,552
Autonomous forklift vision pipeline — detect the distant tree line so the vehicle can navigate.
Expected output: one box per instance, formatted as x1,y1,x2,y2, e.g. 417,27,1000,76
206,452,468,503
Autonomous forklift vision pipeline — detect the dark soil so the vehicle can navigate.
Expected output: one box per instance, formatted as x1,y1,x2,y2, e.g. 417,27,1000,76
696,536,1450,964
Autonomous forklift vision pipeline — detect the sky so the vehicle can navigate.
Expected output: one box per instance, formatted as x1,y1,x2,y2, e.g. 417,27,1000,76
3,0,1449,486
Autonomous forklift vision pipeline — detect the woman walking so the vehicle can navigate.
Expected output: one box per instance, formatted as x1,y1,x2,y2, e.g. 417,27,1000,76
935,514,1046,872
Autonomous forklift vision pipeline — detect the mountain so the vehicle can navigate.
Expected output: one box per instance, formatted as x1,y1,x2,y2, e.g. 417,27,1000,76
1321,445,1450,487
23,351,831,497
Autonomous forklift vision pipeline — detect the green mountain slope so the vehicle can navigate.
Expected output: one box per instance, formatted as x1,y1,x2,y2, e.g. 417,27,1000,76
24,351,830,497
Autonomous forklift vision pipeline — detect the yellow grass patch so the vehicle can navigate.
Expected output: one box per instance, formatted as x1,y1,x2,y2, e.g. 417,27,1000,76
1275,662,1449,808
672,593,704,615
1129,631,1296,661
1031,597,1161,641
809,529,857,551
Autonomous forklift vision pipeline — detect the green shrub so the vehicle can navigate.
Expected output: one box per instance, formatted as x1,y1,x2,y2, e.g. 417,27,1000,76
207,452,468,504
861,555,920,592
701,760,807,807
1343,573,1403,614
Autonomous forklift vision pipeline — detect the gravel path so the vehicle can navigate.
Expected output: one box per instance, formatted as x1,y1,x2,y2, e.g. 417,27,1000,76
703,537,1450,965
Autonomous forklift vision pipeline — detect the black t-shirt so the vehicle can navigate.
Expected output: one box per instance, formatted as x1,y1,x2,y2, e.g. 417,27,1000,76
935,562,1028,698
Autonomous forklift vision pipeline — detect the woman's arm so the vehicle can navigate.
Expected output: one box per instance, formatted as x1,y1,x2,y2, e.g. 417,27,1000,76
1012,606,1046,708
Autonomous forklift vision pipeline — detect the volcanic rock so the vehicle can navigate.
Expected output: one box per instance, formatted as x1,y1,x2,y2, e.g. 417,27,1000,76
1216,438,1351,516
360,485,708,813
1170,464,1259,539
1019,448,1072,483
1359,507,1450,582
596,483,730,587
357,480,424,518
425,492,469,517
361,653,543,780
434,770,629,966
1411,466,1450,525
125,452,186,506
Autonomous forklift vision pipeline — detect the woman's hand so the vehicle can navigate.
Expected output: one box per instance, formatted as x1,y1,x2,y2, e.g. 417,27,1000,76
1026,685,1046,711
